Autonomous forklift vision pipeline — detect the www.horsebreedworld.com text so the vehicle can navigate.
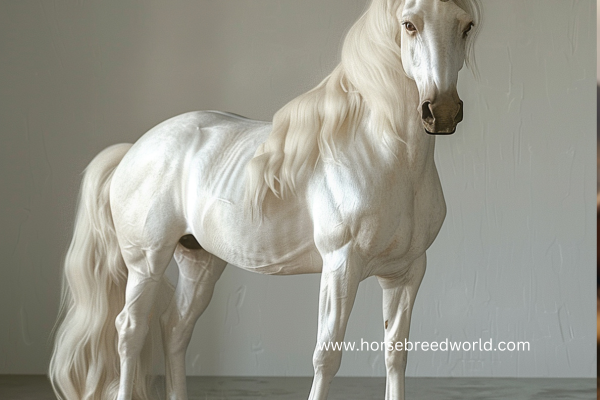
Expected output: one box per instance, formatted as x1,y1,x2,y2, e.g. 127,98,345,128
317,339,530,352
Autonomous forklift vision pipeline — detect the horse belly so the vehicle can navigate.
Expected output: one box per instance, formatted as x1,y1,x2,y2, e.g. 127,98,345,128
190,197,322,275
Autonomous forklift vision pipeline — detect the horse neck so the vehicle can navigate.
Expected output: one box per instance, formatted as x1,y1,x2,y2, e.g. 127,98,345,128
363,75,436,174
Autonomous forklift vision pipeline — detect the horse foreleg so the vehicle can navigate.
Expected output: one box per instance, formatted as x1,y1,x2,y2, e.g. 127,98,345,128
377,254,426,400
115,247,174,400
160,245,226,400
308,245,361,400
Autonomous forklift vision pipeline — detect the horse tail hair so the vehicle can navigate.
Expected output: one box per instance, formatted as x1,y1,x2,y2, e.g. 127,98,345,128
49,143,165,400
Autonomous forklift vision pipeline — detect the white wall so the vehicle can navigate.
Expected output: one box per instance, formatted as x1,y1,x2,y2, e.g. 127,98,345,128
0,0,595,378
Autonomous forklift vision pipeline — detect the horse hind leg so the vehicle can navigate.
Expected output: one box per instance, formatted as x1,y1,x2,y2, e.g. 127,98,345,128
115,242,177,400
160,237,226,400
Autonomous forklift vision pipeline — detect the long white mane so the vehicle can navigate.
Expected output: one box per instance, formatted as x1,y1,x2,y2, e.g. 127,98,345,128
245,0,481,217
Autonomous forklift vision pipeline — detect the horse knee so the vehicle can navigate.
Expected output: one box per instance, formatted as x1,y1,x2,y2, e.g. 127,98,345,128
384,350,407,374
312,349,341,380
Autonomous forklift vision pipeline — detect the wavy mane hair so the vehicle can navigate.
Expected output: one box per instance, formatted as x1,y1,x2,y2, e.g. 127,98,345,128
246,0,482,217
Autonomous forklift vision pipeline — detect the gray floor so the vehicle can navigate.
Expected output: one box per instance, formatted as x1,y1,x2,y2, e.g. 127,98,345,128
0,375,596,399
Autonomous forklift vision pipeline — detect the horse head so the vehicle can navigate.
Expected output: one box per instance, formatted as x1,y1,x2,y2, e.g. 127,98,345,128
398,0,479,135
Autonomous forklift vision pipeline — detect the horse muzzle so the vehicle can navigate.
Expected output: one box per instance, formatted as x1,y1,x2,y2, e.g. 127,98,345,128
419,99,463,135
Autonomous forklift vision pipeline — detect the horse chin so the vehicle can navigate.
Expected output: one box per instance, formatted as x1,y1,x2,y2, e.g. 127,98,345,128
424,125,457,135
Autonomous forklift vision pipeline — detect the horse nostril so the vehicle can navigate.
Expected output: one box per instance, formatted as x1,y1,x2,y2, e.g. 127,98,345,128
421,101,434,124
455,100,464,124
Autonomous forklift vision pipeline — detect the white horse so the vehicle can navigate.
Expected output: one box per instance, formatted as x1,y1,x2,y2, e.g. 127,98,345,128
49,0,482,399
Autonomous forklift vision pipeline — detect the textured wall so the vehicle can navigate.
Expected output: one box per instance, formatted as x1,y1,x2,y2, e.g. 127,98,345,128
0,0,595,377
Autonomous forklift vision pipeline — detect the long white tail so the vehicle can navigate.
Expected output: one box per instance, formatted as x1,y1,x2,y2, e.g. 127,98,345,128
49,144,169,400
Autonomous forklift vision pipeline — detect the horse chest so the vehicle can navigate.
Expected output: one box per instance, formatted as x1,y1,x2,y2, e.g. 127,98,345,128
372,171,447,276
311,161,444,267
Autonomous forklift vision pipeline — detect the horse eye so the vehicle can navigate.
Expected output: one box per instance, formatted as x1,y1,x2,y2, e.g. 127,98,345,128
403,21,417,33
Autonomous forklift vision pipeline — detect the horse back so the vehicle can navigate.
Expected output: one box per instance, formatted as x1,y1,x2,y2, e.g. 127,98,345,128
109,111,321,274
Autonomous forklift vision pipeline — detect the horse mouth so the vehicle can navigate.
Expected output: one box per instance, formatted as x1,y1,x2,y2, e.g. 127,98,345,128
424,126,456,135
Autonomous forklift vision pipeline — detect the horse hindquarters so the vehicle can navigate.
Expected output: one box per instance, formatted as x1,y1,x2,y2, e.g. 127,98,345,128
49,144,172,400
